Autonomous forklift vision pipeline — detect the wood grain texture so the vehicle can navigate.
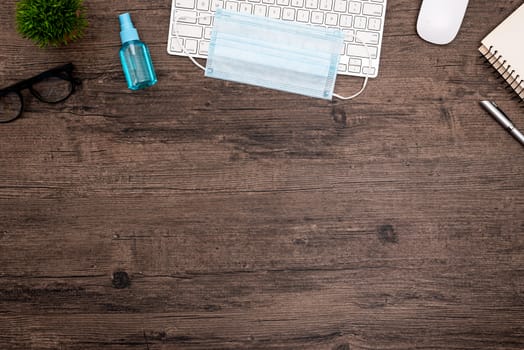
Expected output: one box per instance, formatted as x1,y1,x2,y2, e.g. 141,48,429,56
1,0,523,349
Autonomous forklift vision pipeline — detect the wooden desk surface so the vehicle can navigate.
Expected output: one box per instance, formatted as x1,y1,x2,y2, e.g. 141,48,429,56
1,0,523,349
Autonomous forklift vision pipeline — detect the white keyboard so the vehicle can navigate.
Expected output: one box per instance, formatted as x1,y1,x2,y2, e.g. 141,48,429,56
167,0,386,78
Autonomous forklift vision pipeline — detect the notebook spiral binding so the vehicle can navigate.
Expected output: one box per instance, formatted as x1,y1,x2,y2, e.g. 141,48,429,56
481,45,524,104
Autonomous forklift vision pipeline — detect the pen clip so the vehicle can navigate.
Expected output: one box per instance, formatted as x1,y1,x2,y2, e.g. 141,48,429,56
490,101,514,123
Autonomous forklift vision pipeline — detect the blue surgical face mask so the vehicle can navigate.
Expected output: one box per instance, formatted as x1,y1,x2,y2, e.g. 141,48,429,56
173,9,370,100
206,9,342,100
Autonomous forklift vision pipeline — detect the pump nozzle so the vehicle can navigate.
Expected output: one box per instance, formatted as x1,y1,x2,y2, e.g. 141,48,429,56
119,13,140,44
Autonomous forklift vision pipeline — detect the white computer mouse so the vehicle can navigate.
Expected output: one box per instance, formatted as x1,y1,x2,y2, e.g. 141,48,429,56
417,0,469,45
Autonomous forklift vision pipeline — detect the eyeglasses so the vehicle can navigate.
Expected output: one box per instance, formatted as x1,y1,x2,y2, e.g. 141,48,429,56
0,63,80,124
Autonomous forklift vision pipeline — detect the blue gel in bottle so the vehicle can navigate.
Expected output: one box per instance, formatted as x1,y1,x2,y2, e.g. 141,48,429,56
119,13,157,90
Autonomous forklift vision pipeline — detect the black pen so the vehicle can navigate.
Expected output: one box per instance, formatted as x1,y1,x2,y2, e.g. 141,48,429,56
480,100,524,146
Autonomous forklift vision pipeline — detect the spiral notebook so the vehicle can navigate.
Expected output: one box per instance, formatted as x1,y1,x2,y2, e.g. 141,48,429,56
479,3,524,101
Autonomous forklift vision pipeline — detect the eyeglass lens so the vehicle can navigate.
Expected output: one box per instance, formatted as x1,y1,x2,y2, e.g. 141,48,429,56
31,75,74,103
0,92,22,123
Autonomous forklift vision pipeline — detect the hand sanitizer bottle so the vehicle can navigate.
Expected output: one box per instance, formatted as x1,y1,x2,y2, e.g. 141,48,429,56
118,13,157,90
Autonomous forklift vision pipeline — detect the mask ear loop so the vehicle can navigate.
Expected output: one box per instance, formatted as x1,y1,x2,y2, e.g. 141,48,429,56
332,33,372,100
173,13,213,71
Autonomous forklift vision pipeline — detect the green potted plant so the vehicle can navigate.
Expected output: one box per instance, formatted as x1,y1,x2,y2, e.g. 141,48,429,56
15,0,88,48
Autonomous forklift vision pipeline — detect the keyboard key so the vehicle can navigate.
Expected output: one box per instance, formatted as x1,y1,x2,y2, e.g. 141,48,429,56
360,59,372,70
226,1,238,10
305,0,318,8
176,0,195,9
340,14,352,27
367,17,381,30
319,0,333,10
282,7,295,19
325,13,338,25
347,43,377,58
176,10,198,23
348,65,361,73
254,4,267,15
211,0,224,8
354,16,367,29
269,6,281,18
196,0,210,10
349,58,361,66
199,40,209,55
333,0,346,12
342,29,354,41
199,15,212,25
356,30,379,44
297,9,310,22
348,1,361,14
362,66,376,75
170,37,184,52
311,11,323,23
263,0,275,4
291,0,304,7
239,2,253,12
276,0,289,4
185,39,198,53
362,3,382,16
174,23,203,38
